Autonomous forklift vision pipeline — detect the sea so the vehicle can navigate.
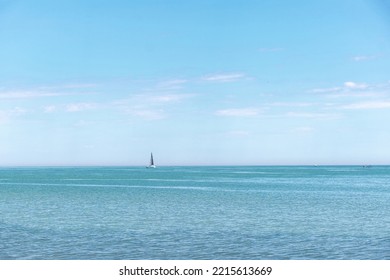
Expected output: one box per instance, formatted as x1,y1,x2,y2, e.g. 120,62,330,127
0,165,389,260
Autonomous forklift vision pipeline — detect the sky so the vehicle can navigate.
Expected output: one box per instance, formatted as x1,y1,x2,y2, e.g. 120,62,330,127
1,0,390,166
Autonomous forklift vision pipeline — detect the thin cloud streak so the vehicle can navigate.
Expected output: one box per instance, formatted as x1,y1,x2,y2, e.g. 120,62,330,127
43,105,57,113
156,79,188,89
112,92,193,121
352,55,379,61
0,83,98,99
215,108,260,117
344,82,368,89
293,126,314,133
148,93,194,103
342,101,390,110
311,81,368,94
202,73,246,82
269,102,314,107
0,91,64,99
38,83,98,90
66,103,98,112
286,111,341,120
125,108,166,120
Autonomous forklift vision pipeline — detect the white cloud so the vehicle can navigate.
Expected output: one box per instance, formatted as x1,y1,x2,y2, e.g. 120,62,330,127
344,81,368,89
202,73,246,82
352,55,377,62
66,103,97,112
215,108,260,117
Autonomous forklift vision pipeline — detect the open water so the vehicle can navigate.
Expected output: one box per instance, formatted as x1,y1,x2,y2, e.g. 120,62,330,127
0,166,389,259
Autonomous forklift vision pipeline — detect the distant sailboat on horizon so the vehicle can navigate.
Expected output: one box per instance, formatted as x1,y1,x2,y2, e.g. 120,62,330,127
146,153,156,168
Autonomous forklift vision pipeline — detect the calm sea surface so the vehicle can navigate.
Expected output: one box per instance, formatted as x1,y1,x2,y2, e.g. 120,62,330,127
0,166,389,259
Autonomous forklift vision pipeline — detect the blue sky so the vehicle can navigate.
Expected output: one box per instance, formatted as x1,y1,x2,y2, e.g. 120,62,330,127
1,0,390,165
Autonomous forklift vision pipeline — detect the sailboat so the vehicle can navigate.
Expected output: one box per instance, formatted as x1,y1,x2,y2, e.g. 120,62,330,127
146,153,156,168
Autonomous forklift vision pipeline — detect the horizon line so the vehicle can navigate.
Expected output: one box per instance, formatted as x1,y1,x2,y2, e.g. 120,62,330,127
0,164,385,168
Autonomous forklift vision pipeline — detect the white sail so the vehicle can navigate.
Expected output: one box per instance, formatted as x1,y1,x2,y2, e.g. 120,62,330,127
147,153,156,168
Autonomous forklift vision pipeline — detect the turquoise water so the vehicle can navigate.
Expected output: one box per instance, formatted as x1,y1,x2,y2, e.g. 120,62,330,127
0,166,389,259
